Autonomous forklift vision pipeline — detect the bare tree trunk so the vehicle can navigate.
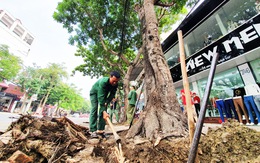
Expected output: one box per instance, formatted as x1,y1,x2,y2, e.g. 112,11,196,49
53,102,60,117
42,89,51,109
35,93,46,115
20,93,28,114
127,0,187,141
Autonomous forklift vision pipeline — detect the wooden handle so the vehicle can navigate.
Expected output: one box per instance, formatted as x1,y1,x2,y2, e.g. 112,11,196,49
105,117,121,143
178,30,195,140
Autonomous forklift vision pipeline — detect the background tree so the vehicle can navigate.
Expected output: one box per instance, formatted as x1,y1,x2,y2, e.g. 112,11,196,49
48,82,87,114
16,64,43,113
0,44,22,81
35,63,68,114
78,100,91,114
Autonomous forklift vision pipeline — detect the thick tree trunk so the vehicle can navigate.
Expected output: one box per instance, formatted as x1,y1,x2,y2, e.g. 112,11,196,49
127,0,187,141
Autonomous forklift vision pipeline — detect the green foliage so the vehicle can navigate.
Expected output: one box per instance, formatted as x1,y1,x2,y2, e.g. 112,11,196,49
36,63,68,102
53,0,141,78
186,0,200,7
48,82,87,111
157,5,188,34
78,100,91,113
16,64,43,97
53,0,189,80
0,44,22,81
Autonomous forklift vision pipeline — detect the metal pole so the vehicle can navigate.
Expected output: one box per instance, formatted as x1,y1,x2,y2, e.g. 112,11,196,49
188,53,219,163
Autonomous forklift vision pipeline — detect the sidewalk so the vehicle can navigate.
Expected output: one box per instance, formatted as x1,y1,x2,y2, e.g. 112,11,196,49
78,120,260,135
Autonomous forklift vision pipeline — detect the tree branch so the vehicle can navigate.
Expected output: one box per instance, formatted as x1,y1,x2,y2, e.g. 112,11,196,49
132,45,144,66
154,0,176,7
83,5,131,74
157,8,167,22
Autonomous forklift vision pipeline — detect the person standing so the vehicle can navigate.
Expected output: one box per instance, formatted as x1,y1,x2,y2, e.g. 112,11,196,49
192,92,201,117
109,97,119,123
126,85,137,125
180,89,197,122
89,71,120,138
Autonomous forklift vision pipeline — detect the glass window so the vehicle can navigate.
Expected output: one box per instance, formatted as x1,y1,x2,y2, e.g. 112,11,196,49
198,67,244,99
165,0,259,68
250,58,260,83
197,67,244,117
220,0,258,33
165,43,180,68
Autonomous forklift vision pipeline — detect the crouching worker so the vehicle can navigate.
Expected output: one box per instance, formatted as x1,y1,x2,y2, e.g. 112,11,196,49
89,71,120,138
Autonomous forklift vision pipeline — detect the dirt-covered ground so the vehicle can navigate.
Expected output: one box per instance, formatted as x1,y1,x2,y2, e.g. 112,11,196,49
0,115,259,163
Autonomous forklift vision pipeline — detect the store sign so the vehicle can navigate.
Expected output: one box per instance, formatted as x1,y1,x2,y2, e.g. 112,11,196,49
171,14,260,82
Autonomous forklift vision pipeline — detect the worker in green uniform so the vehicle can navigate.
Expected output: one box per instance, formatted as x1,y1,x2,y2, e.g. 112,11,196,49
126,85,137,125
89,71,120,138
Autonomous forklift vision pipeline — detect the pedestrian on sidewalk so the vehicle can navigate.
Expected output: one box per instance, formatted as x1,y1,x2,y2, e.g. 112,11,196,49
126,85,137,125
89,71,120,138
180,88,197,122
109,97,119,123
192,92,201,117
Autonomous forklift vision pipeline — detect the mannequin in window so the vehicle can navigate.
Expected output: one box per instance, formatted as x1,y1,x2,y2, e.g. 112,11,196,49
244,83,260,125
203,34,212,47
227,20,238,32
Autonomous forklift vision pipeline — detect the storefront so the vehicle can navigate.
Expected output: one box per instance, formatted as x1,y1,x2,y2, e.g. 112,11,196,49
162,0,260,122
0,83,24,112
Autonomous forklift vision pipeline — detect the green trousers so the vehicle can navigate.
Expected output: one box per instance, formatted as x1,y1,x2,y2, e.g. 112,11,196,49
89,94,107,132
108,109,119,122
126,104,135,124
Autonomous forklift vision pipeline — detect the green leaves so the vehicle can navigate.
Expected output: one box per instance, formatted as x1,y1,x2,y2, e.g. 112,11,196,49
48,82,88,111
53,0,141,78
0,45,22,81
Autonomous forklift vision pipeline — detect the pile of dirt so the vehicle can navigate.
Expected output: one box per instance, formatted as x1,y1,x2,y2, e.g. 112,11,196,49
0,115,93,162
0,116,259,163
199,120,260,162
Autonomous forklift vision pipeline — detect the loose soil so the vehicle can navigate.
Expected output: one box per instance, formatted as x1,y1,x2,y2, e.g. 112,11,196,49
0,115,259,162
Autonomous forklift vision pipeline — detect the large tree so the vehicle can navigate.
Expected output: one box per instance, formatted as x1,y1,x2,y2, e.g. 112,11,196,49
16,64,43,113
53,0,188,122
35,63,68,114
53,0,194,140
127,0,188,141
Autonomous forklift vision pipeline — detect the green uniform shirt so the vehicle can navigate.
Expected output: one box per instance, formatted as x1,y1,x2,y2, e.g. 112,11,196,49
90,77,118,110
128,90,137,105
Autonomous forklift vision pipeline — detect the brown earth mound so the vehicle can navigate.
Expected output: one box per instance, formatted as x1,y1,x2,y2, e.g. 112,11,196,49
0,116,259,163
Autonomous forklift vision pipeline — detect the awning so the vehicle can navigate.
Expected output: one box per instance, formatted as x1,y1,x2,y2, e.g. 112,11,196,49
0,82,9,88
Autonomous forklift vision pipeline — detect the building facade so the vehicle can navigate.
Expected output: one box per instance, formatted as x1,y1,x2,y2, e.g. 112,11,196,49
0,9,34,112
162,0,260,121
0,9,34,61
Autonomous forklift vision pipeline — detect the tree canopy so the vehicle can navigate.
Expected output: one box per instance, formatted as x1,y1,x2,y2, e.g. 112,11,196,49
53,0,187,79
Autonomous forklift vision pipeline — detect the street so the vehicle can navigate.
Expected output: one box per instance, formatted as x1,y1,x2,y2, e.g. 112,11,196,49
0,112,20,132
